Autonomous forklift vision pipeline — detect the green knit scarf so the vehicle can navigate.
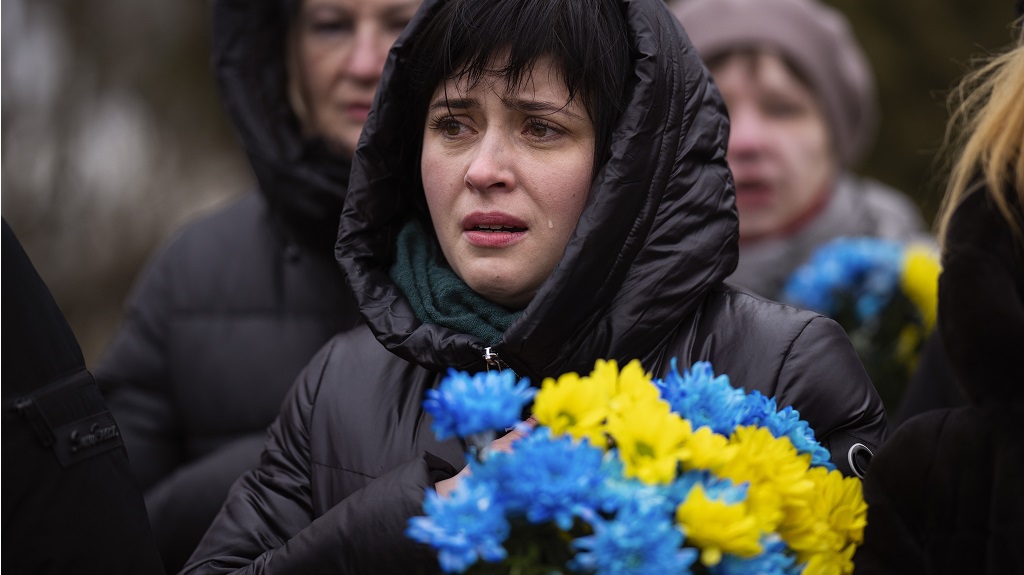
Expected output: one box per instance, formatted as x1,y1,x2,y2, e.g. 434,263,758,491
389,219,522,345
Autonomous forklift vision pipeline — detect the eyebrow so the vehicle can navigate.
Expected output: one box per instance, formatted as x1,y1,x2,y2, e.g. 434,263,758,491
427,96,584,121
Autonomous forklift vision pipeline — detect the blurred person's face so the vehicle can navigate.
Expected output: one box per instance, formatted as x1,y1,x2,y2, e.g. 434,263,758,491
711,51,837,242
420,56,595,310
292,0,421,156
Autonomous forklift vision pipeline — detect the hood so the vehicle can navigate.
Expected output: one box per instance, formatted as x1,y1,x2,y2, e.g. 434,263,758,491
212,0,351,251
337,0,737,381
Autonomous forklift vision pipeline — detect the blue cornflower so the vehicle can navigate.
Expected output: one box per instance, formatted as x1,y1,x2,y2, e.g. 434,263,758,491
572,497,698,575
765,405,835,470
737,390,777,427
782,236,903,323
423,368,535,440
654,359,748,435
406,478,510,573
741,393,835,470
593,455,674,516
473,428,605,530
710,537,799,575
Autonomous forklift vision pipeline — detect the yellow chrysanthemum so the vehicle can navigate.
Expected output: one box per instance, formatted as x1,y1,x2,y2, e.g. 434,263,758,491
781,467,868,561
606,399,691,484
800,541,857,575
532,371,610,448
675,484,763,566
600,359,660,417
900,244,941,331
681,425,737,471
712,427,814,533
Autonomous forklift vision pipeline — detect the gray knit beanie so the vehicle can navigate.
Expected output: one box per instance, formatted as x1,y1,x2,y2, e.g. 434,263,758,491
670,0,877,168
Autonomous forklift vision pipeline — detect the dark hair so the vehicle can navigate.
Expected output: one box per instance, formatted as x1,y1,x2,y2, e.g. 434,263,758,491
407,0,632,171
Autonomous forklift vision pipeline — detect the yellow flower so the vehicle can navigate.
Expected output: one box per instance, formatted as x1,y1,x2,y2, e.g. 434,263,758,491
606,399,691,484
533,370,610,448
675,484,762,566
713,427,814,533
779,466,867,573
900,244,941,331
601,359,660,417
681,425,737,471
800,542,857,575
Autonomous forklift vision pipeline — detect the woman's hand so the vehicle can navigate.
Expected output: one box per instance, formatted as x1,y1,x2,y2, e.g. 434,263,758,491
434,417,537,497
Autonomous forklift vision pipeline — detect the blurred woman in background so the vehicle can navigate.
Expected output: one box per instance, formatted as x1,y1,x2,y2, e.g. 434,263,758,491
671,0,928,302
94,0,420,572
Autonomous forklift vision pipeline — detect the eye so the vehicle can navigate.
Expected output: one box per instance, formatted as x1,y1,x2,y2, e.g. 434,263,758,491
761,98,805,119
310,19,352,36
525,119,562,140
429,116,468,137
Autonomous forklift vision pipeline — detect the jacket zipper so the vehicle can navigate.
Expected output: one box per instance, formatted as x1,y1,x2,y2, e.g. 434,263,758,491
482,347,517,377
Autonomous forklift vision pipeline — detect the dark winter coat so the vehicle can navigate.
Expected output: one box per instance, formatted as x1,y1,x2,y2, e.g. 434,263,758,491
182,0,886,572
93,1,362,572
2,218,164,575
855,187,1024,574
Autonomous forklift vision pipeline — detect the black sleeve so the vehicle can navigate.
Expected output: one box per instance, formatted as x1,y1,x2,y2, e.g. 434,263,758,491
1,218,165,575
776,315,888,478
180,342,443,575
939,190,1024,405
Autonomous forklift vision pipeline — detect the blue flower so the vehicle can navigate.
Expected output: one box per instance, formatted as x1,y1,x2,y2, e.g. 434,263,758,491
782,236,903,323
473,428,605,530
406,479,510,573
593,455,675,516
741,393,835,470
572,497,698,575
424,368,535,440
737,390,777,426
764,405,835,470
654,359,748,435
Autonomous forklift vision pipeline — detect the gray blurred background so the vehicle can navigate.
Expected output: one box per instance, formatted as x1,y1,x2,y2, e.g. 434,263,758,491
2,0,1019,366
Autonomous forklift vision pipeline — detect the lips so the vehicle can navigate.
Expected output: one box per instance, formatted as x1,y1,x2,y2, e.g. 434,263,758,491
345,103,373,121
734,178,774,209
463,212,527,232
462,212,528,247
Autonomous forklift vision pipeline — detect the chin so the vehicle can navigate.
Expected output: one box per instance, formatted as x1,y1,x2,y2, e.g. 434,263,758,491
738,220,780,242
474,284,530,310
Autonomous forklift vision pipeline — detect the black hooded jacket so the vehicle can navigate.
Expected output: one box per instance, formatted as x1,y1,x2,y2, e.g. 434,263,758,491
94,1,361,571
3,219,164,575
182,0,886,573
854,188,1024,574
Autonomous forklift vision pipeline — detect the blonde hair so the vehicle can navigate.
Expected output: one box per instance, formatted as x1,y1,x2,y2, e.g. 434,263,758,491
937,24,1024,247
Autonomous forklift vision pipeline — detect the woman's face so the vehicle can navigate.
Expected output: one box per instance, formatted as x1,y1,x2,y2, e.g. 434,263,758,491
420,56,596,309
711,51,837,241
293,0,421,156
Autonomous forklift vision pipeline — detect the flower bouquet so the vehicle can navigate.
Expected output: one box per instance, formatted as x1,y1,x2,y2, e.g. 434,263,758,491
407,359,867,575
782,236,941,413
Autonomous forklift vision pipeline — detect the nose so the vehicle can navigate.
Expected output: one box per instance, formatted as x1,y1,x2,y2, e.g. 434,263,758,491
347,26,387,81
465,132,514,193
726,106,766,162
